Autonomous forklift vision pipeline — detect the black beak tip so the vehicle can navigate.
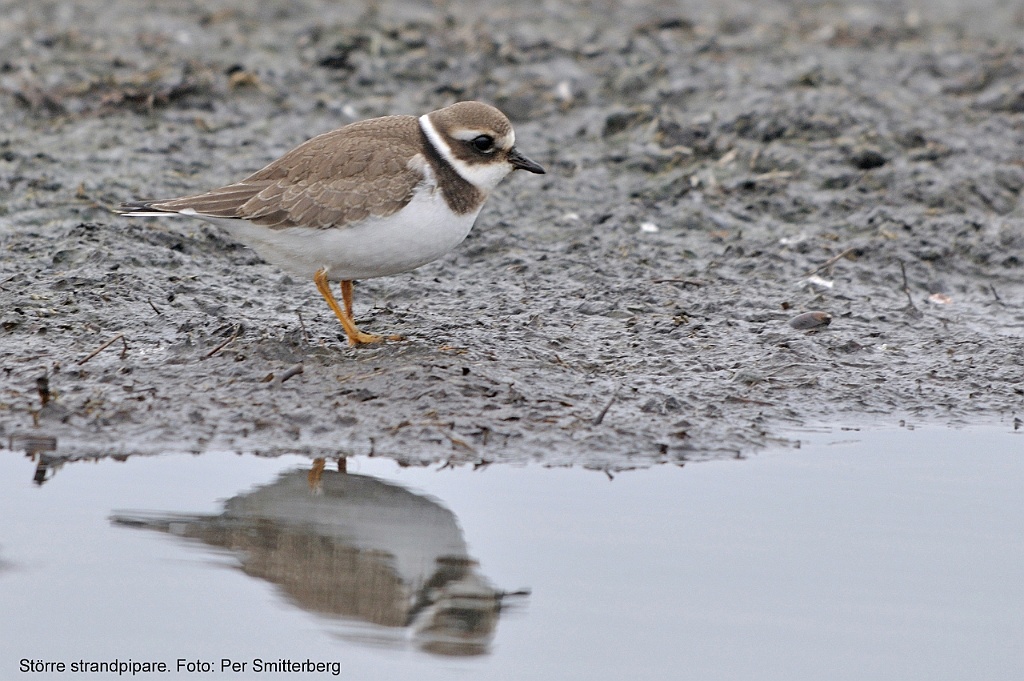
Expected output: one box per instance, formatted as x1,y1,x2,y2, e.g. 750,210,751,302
509,148,546,174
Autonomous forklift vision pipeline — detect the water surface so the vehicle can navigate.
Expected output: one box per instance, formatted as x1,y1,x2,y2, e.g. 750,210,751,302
1,427,1021,680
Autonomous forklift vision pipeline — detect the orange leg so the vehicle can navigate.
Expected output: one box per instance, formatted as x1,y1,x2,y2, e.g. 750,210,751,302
338,277,402,343
307,457,326,492
313,269,385,346
341,280,354,319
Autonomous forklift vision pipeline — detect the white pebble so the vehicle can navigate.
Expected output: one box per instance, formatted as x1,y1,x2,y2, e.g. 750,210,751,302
804,274,834,289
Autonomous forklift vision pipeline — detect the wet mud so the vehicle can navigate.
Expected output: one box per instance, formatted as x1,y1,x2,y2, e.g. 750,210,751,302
2,0,1023,468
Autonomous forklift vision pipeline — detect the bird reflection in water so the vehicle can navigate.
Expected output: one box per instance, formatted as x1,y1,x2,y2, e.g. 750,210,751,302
112,457,526,656
8,434,61,485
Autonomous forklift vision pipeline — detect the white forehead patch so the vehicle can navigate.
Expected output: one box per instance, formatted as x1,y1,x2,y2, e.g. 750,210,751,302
419,114,513,192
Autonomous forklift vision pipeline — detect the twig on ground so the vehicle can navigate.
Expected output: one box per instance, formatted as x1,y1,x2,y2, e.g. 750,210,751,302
593,391,618,426
804,247,856,277
263,363,305,385
897,259,919,313
203,324,240,359
78,333,125,365
278,363,304,383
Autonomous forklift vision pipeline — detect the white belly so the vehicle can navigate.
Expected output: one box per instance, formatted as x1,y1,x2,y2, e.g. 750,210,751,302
204,188,481,281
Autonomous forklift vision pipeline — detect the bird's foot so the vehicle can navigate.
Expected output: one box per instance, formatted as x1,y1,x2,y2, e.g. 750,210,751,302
347,331,386,346
346,331,404,346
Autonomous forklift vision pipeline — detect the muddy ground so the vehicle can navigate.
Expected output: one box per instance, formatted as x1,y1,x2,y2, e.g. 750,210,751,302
1,0,1023,469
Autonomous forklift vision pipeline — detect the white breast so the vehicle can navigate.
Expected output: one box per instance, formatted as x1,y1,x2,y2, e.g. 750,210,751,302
200,186,482,281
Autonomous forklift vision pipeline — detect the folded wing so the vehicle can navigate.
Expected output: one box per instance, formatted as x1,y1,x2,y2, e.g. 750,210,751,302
121,115,425,230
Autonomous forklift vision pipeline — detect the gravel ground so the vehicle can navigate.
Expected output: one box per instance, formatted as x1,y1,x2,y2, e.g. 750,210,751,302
2,0,1023,469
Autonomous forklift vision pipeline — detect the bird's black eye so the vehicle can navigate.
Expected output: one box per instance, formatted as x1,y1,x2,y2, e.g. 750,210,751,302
470,135,495,153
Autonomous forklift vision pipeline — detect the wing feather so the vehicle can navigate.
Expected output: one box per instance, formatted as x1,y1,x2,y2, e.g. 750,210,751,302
122,115,426,230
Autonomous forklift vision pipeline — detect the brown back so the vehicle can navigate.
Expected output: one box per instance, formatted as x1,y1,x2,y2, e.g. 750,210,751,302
145,115,425,229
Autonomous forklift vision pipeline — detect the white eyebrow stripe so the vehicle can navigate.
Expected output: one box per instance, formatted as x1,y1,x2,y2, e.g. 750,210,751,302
448,128,516,148
451,129,490,141
419,113,459,167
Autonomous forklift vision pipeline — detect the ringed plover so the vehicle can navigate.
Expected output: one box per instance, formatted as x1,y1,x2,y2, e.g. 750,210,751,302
121,101,545,346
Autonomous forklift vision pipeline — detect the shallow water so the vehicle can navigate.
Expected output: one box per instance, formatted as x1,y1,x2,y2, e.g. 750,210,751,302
1,427,1022,680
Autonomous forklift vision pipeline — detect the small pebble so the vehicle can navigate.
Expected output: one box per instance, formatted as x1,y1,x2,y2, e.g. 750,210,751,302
804,275,834,289
789,311,832,329
850,147,887,170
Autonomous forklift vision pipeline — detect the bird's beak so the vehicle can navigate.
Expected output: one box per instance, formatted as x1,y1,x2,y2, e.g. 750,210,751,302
508,147,546,174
